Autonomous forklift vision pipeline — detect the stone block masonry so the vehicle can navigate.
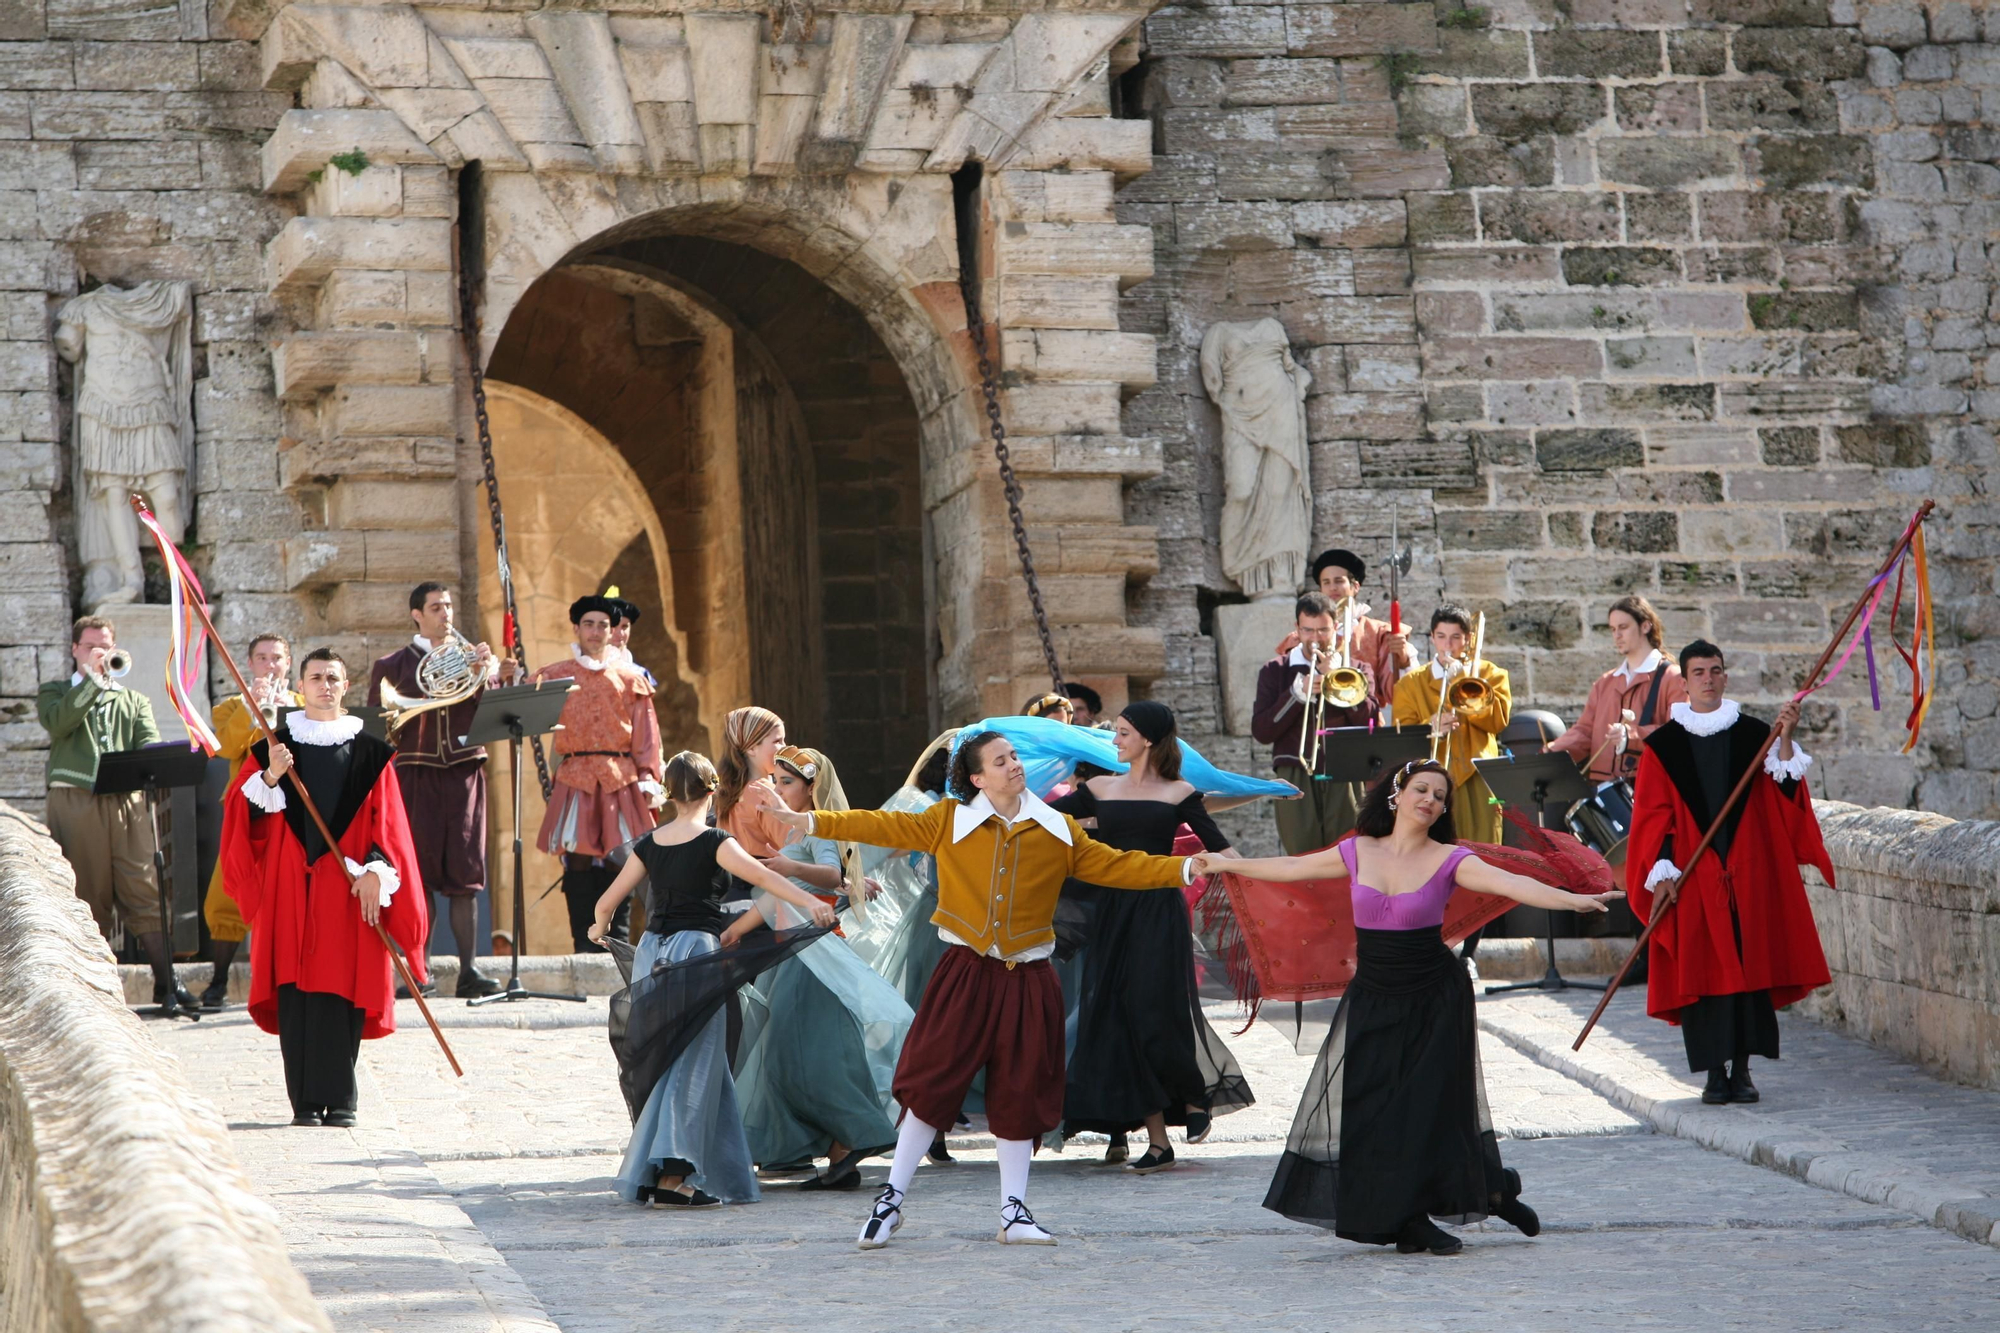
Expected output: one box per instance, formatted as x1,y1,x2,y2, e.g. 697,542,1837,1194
0,802,327,1332
1122,0,1996,828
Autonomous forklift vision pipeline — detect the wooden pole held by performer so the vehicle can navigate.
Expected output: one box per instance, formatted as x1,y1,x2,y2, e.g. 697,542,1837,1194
129,495,465,1077
1572,499,1936,1051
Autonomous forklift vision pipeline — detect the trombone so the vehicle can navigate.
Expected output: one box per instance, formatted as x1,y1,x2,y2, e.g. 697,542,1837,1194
1429,612,1488,767
1300,598,1372,775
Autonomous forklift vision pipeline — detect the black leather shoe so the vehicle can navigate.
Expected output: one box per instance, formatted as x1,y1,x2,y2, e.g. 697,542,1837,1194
800,1154,863,1191
927,1134,955,1165
323,1109,357,1128
1729,1061,1760,1104
1701,1068,1730,1104
456,969,503,999
199,978,229,1010
1396,1217,1463,1256
291,1111,322,1127
1496,1168,1540,1236
151,983,202,1020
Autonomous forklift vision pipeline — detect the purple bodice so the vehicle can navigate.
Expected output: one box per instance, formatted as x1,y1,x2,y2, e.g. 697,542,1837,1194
1344,840,1470,931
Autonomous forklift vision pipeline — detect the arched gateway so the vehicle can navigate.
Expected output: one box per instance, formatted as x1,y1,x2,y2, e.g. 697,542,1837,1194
254,1,1170,812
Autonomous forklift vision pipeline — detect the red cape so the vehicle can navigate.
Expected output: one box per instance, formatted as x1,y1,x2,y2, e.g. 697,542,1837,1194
221,752,429,1040
1626,730,1833,1024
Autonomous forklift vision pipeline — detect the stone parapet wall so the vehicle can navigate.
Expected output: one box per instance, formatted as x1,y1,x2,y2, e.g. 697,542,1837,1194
0,801,327,1333
1802,798,2000,1090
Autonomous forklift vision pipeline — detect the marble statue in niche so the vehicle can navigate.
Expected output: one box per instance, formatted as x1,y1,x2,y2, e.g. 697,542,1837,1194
55,279,194,610
1201,317,1313,600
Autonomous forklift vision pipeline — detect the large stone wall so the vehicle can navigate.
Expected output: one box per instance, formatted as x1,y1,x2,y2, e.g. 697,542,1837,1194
1803,799,2000,1090
0,802,327,1332
1120,0,1998,829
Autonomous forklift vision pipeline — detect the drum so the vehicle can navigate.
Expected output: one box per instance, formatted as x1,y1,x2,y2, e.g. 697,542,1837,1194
1566,779,1635,862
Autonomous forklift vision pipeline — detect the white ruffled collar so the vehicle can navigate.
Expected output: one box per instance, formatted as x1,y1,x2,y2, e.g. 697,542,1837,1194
1671,699,1740,737
413,632,435,651
284,710,364,745
571,643,609,672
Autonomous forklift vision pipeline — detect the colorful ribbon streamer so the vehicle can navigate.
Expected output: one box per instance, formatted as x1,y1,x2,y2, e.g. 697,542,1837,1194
133,500,220,755
1794,506,1935,755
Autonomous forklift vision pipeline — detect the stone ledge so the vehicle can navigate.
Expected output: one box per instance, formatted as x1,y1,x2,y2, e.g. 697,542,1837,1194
0,802,329,1332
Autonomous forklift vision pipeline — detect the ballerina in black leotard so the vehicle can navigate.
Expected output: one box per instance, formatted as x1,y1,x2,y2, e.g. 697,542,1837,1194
1049,701,1255,1172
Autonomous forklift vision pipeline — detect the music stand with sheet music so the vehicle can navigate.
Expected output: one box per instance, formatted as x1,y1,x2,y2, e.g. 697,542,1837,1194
458,680,586,1006
1471,750,1601,996
95,742,212,1019
1311,724,1435,788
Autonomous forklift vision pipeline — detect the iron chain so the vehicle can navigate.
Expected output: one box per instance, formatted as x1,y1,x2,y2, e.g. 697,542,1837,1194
458,263,554,802
960,270,1065,694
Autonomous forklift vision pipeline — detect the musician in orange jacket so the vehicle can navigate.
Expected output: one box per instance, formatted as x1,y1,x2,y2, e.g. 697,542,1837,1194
1548,595,1687,782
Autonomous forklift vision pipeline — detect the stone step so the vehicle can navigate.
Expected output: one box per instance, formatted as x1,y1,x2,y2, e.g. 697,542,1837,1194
118,954,625,1006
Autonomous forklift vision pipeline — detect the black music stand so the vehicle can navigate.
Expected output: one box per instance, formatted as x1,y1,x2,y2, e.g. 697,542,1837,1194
460,681,586,1006
95,742,212,1019
350,702,388,743
1313,724,1435,787
1472,750,1601,995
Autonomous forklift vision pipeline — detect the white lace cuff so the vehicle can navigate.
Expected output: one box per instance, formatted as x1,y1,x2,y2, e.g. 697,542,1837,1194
1764,742,1812,782
345,857,400,902
1644,859,1680,890
243,776,286,812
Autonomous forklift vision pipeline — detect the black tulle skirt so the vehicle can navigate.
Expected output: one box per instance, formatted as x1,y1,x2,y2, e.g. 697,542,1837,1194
1064,885,1254,1135
1263,926,1510,1243
607,924,831,1122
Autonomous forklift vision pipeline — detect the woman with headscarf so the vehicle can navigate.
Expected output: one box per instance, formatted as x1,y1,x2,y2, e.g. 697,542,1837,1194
734,745,914,1190
1048,701,1255,1173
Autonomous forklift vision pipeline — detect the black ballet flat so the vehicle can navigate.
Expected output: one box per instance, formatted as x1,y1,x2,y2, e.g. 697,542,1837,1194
1127,1145,1176,1175
1396,1218,1463,1256
800,1155,863,1191
323,1110,357,1128
927,1134,955,1165
652,1186,722,1211
1184,1109,1213,1145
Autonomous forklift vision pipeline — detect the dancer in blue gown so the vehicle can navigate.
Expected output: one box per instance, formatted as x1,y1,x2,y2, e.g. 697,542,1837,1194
735,745,914,1188
589,751,836,1209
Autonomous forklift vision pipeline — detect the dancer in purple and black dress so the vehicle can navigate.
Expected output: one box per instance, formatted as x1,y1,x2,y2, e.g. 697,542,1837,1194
1049,701,1253,1173
1195,760,1616,1255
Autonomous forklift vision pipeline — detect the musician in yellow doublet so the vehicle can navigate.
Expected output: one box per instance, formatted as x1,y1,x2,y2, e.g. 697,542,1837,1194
1391,606,1511,845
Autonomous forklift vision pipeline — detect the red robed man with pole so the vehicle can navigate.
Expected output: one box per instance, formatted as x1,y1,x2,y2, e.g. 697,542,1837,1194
1624,639,1833,1106
222,647,433,1125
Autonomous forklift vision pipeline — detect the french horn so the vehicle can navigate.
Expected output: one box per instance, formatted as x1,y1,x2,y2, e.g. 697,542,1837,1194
379,626,485,737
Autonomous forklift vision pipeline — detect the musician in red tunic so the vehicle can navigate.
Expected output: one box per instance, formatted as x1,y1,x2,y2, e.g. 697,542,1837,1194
1626,639,1833,1106
221,648,429,1127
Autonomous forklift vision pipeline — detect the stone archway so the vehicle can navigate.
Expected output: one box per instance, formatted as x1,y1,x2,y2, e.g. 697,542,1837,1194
252,1,1170,747
471,380,678,954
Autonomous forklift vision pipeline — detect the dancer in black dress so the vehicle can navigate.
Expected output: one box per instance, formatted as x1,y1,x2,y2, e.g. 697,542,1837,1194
1193,760,1617,1254
1051,701,1254,1173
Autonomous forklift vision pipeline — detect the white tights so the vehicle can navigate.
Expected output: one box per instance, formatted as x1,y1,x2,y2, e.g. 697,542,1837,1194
882,1114,1034,1212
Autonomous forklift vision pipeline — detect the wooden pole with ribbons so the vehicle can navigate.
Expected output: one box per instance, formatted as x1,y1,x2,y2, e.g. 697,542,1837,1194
130,496,464,1077
1572,498,1937,1052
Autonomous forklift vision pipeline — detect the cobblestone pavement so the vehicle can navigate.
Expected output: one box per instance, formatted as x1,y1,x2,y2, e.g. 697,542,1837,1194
1477,985,2000,1246
150,989,1999,1333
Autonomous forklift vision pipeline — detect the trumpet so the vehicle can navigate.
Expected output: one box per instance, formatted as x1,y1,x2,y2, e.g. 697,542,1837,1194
1300,599,1373,775
105,648,132,678
379,626,486,737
